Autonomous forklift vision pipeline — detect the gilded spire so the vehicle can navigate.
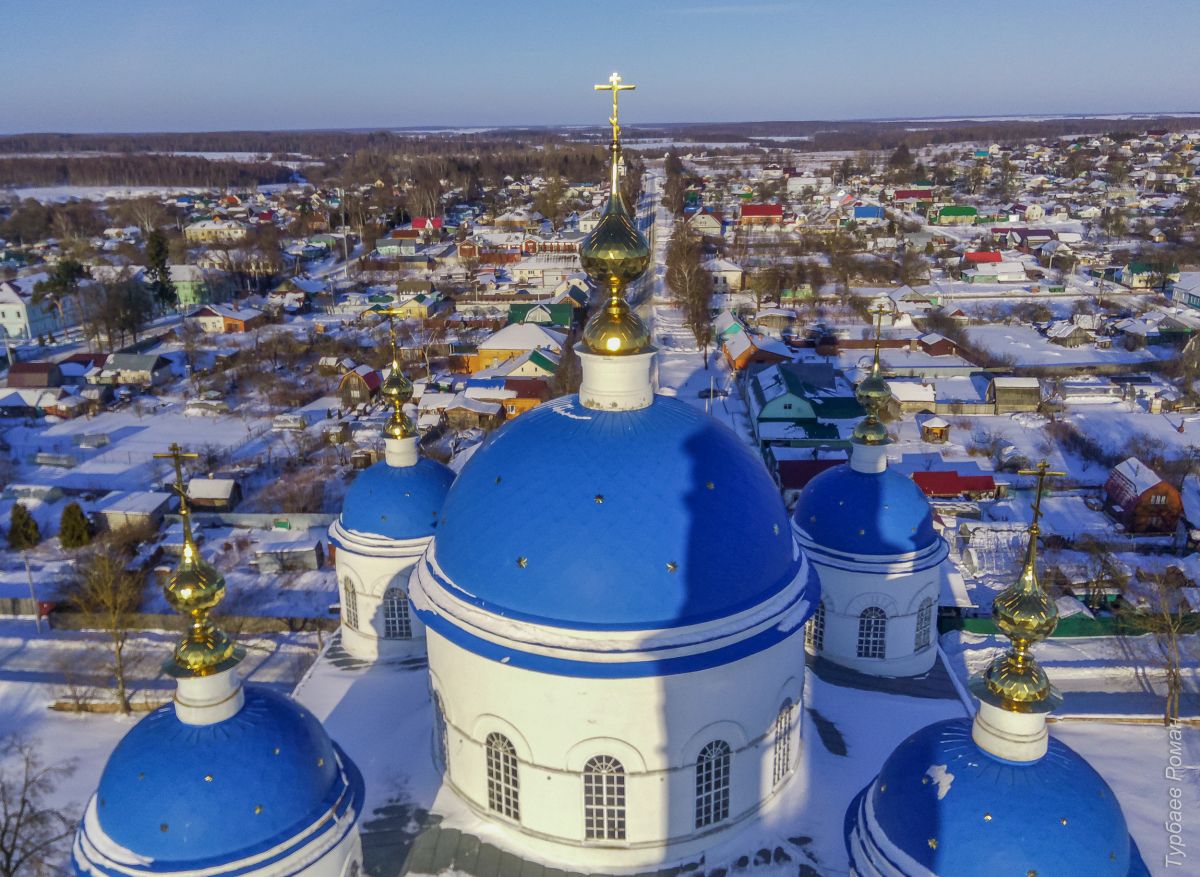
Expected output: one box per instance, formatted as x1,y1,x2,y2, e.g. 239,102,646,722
379,309,415,439
852,304,891,445
154,443,243,678
974,460,1065,712
580,71,652,356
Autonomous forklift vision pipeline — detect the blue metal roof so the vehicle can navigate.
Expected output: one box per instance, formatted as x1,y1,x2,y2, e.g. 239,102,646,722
847,718,1148,877
854,205,884,219
793,463,939,556
433,395,801,631
338,456,454,541
89,688,363,871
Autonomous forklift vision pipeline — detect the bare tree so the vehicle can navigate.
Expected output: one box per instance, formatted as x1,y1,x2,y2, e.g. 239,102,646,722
1118,570,1200,725
69,546,144,714
0,737,77,877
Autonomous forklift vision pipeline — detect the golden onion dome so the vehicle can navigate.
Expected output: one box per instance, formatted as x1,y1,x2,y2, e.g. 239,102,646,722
852,415,890,446
980,538,1060,709
582,295,651,355
165,539,225,617
856,370,891,413
580,195,652,291
380,364,413,404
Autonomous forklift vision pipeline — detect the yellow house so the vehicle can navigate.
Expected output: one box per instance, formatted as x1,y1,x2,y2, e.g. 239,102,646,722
184,219,248,244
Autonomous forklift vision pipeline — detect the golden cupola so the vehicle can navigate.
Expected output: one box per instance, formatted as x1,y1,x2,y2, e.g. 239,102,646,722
971,460,1065,714
155,443,244,678
380,313,416,439
852,305,891,446
580,72,652,356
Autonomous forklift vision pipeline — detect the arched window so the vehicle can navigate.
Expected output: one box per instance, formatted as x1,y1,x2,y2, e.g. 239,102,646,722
485,733,520,821
695,740,731,828
914,597,934,651
805,601,826,652
583,755,626,841
342,578,359,631
772,699,792,786
432,693,448,771
857,607,887,659
382,588,412,639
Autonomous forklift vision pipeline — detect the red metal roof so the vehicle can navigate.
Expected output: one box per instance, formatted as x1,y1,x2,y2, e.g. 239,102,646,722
740,203,784,217
964,251,1003,264
912,471,996,497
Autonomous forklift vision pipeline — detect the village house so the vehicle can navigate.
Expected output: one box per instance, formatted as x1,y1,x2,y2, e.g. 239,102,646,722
0,275,77,341
468,322,566,371
747,362,862,449
169,265,232,307
1103,457,1182,534
187,304,267,334
912,470,998,501
184,219,248,244
988,376,1042,413
339,365,381,408
98,354,173,387
187,476,242,512
738,203,784,226
701,258,744,293
5,361,63,389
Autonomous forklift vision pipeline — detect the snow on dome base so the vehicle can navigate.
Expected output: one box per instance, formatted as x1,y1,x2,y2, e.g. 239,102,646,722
793,464,939,557
85,688,363,871
846,718,1149,877
337,456,453,542
432,394,801,631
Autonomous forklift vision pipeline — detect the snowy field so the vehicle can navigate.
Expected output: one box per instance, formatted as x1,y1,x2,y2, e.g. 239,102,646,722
4,403,275,493
967,323,1175,366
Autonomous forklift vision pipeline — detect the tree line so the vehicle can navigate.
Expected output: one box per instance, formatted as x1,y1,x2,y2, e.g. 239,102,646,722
0,155,292,188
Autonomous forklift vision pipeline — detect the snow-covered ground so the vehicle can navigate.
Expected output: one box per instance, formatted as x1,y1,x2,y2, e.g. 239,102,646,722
967,324,1174,366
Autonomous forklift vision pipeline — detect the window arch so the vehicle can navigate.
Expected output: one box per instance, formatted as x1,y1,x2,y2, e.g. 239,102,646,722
857,607,887,659
583,755,626,840
914,597,934,651
805,601,826,652
382,588,412,639
342,578,359,631
772,699,792,786
485,733,520,821
695,740,731,828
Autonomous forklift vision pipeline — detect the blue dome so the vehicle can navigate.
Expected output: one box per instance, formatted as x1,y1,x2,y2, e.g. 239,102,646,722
339,456,453,541
433,395,801,631
92,688,363,870
793,463,938,556
847,718,1148,877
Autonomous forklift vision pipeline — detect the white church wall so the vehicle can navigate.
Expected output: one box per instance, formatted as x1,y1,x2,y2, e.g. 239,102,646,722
426,628,806,870
807,559,939,678
334,545,427,661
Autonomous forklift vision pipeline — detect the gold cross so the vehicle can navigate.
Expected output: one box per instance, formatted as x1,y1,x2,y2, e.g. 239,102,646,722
154,442,199,512
869,303,888,368
594,71,636,145
379,306,406,362
1017,459,1066,533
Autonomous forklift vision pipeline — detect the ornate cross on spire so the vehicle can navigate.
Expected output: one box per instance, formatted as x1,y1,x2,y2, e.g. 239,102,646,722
154,442,199,522
594,71,635,146
869,303,888,372
153,443,242,678
1018,459,1066,536
974,458,1066,713
377,307,415,439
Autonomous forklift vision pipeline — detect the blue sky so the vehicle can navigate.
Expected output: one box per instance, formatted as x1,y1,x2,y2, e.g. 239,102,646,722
5,0,1197,133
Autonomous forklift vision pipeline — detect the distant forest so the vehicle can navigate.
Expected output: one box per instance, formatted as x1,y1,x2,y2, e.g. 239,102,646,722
0,114,1195,189
0,155,294,188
